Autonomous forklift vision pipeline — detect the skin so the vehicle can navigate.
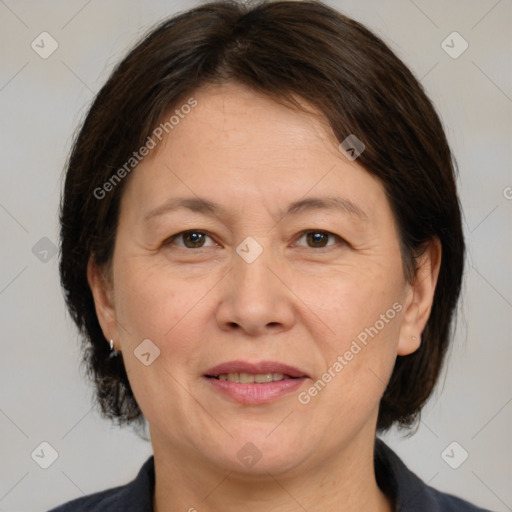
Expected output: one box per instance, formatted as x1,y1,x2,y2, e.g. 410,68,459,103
88,82,441,512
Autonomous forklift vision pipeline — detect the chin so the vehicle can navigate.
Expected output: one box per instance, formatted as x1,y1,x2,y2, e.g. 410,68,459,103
215,430,310,476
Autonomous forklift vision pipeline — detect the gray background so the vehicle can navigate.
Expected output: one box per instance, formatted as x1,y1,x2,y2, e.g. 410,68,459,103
0,0,511,511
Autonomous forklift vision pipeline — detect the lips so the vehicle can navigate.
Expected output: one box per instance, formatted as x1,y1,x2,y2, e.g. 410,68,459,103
204,360,309,379
204,360,309,405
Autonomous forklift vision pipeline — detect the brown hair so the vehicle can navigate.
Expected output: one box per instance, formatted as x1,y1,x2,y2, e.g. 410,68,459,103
59,0,465,433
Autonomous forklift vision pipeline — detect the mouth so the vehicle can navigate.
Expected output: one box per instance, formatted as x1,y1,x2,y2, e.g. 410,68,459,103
206,372,302,383
203,361,309,404
204,360,309,382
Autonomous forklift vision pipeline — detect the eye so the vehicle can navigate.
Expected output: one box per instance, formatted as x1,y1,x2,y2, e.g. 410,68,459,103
294,230,345,249
164,230,217,249
163,229,345,250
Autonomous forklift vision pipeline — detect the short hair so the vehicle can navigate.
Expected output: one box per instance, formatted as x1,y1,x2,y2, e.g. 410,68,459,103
59,0,465,433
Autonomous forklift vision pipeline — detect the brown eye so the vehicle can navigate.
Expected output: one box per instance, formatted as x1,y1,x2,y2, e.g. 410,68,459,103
295,230,344,249
166,230,215,249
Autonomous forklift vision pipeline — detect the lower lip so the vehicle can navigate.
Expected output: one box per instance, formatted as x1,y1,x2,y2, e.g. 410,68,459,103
205,376,307,405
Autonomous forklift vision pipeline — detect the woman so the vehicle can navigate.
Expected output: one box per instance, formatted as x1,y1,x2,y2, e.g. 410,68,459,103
49,1,494,510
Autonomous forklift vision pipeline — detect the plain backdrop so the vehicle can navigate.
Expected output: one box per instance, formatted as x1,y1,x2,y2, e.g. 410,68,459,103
0,1,511,511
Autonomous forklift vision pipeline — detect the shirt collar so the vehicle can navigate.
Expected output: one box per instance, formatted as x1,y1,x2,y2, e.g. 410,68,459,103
375,436,453,512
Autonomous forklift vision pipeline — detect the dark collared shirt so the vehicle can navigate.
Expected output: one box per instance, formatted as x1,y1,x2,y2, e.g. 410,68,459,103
47,438,495,511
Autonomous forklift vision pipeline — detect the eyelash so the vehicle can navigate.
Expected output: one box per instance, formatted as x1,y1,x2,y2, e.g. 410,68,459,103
163,229,346,250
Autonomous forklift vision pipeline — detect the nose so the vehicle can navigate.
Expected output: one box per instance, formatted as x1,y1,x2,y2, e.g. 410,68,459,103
215,245,296,337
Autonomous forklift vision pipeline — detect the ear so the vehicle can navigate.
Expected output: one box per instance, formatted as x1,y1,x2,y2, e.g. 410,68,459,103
87,256,119,350
397,237,442,356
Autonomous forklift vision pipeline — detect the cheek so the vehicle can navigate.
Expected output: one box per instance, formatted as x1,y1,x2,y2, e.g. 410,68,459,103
113,257,216,377
292,255,404,342
292,257,404,407
113,259,186,343
299,285,403,433
111,261,205,420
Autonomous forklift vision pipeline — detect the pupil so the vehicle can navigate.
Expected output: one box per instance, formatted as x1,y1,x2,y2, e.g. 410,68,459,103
309,232,326,247
187,232,203,247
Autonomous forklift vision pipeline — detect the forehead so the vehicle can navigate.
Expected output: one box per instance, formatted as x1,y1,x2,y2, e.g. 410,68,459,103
171,83,341,159
120,82,387,224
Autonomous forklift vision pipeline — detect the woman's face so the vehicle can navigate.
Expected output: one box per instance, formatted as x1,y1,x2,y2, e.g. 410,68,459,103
90,82,434,474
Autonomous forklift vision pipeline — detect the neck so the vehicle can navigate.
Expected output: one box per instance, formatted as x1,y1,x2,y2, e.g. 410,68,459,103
151,428,393,512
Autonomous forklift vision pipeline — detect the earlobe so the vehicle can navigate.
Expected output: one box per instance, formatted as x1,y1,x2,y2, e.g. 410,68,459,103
87,257,118,343
397,238,442,356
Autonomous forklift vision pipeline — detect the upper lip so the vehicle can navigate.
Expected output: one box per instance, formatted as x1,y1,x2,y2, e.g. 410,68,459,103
205,360,309,378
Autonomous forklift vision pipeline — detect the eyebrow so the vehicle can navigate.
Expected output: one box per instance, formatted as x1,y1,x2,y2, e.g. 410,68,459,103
143,195,368,223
